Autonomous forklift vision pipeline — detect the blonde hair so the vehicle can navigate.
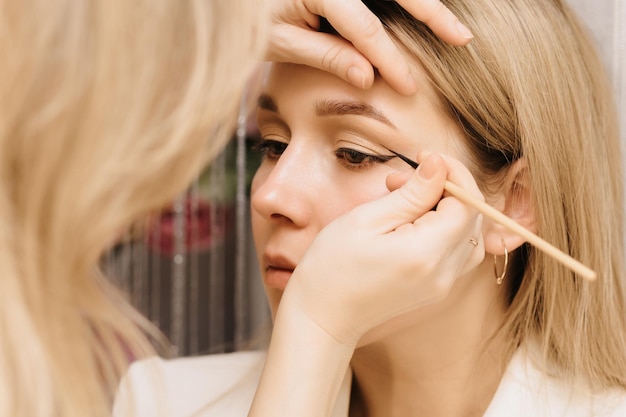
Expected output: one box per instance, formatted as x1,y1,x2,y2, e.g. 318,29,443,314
0,1,268,416
368,0,626,389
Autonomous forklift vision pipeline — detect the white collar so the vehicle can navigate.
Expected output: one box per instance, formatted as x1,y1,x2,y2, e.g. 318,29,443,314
336,345,626,417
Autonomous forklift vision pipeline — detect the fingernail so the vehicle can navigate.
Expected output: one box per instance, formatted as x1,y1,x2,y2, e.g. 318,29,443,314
456,20,474,40
347,66,367,89
417,156,437,180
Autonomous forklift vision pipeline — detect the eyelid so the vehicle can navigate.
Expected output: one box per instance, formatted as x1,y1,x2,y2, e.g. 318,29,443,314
336,148,395,162
257,124,290,142
335,135,393,158
256,110,291,135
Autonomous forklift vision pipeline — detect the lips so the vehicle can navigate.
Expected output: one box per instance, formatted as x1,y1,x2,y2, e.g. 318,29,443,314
263,253,296,290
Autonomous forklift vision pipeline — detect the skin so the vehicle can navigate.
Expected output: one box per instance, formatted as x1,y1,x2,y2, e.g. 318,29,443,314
250,63,511,416
269,0,473,95
252,62,469,306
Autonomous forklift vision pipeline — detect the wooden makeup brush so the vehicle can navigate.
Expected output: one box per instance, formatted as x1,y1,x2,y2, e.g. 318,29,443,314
388,150,597,281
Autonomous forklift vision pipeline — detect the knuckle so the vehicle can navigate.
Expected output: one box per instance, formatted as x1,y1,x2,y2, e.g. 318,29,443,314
359,13,385,41
320,43,345,74
398,185,430,213
448,198,480,225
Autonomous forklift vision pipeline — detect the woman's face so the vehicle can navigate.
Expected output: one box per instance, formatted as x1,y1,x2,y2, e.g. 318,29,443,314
251,62,471,318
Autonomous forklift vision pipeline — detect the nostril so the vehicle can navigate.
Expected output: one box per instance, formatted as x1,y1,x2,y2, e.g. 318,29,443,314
270,213,294,223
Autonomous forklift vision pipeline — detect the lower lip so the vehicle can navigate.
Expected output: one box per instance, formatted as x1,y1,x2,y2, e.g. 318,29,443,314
264,267,293,290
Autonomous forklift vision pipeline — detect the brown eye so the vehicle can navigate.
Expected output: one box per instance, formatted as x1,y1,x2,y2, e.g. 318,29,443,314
337,148,371,164
335,148,395,171
253,139,288,160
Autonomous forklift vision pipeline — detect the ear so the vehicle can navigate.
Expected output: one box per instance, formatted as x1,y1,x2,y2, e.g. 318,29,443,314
482,157,537,256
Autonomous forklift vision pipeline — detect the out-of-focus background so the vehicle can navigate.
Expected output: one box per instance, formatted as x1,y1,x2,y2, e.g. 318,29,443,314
102,0,626,358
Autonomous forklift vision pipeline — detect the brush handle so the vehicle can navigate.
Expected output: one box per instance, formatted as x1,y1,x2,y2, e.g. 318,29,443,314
444,181,597,281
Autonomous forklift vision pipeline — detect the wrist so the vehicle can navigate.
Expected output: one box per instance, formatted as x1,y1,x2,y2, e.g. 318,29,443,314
280,271,365,348
275,289,359,352
249,292,356,417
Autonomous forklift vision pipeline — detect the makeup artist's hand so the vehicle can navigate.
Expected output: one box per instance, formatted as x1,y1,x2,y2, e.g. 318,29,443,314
282,153,485,346
268,0,473,95
251,154,483,417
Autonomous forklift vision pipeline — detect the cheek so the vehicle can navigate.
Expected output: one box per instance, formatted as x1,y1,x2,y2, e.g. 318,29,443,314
305,166,398,229
341,172,393,205
249,162,267,196
250,210,267,255
318,178,390,225
250,166,271,250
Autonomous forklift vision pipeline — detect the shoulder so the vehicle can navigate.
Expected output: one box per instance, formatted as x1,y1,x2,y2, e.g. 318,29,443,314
113,350,266,417
593,389,626,417
485,346,626,417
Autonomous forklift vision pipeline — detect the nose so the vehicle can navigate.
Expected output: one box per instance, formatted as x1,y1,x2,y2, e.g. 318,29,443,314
250,145,316,228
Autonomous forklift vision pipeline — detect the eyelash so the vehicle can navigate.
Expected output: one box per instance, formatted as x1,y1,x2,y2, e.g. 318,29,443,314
253,139,287,161
253,139,394,170
335,148,394,171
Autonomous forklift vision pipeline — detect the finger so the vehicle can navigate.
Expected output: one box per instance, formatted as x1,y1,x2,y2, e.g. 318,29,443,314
266,24,376,89
416,152,484,202
400,199,482,261
351,153,447,233
304,0,417,95
415,153,483,242
386,206,481,286
385,169,414,191
410,151,484,233
395,0,474,45
459,222,486,276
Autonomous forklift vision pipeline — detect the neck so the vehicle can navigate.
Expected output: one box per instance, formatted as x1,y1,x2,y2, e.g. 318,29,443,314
349,264,510,417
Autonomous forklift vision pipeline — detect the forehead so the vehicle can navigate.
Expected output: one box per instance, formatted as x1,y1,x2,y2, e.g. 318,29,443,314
260,63,464,154
264,62,441,109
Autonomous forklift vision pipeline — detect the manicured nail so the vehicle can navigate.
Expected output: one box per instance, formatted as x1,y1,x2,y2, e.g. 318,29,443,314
417,156,437,180
456,20,474,39
347,66,367,89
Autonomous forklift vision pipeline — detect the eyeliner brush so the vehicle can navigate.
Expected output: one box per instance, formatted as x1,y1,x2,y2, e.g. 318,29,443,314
387,150,597,282
389,150,419,169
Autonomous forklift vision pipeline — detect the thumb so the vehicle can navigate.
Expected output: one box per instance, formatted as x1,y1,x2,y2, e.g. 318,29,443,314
353,153,447,234
386,169,413,191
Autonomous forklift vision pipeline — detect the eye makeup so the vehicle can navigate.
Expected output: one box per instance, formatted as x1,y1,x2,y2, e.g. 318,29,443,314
336,148,395,163
252,139,288,161
334,148,396,171
388,149,419,169
386,149,597,282
252,136,397,171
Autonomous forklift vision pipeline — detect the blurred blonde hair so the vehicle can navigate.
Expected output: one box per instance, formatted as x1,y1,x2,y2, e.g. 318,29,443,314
0,1,268,416
367,0,626,389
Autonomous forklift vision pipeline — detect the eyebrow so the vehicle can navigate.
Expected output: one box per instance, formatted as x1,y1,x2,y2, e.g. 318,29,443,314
315,99,396,129
257,93,396,129
257,93,278,112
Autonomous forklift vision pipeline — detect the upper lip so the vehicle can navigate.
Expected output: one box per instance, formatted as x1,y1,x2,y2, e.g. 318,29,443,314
263,252,296,271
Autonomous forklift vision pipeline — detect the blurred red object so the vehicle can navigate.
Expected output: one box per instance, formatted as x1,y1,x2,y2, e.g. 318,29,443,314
146,197,232,255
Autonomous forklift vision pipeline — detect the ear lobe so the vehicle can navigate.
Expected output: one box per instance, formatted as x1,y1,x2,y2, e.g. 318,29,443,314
482,157,537,255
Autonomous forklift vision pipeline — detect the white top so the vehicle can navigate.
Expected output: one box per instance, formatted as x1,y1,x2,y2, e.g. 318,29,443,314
483,348,626,417
114,347,626,417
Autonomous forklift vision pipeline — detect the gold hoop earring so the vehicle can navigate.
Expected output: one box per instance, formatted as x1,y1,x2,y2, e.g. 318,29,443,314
493,244,509,285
